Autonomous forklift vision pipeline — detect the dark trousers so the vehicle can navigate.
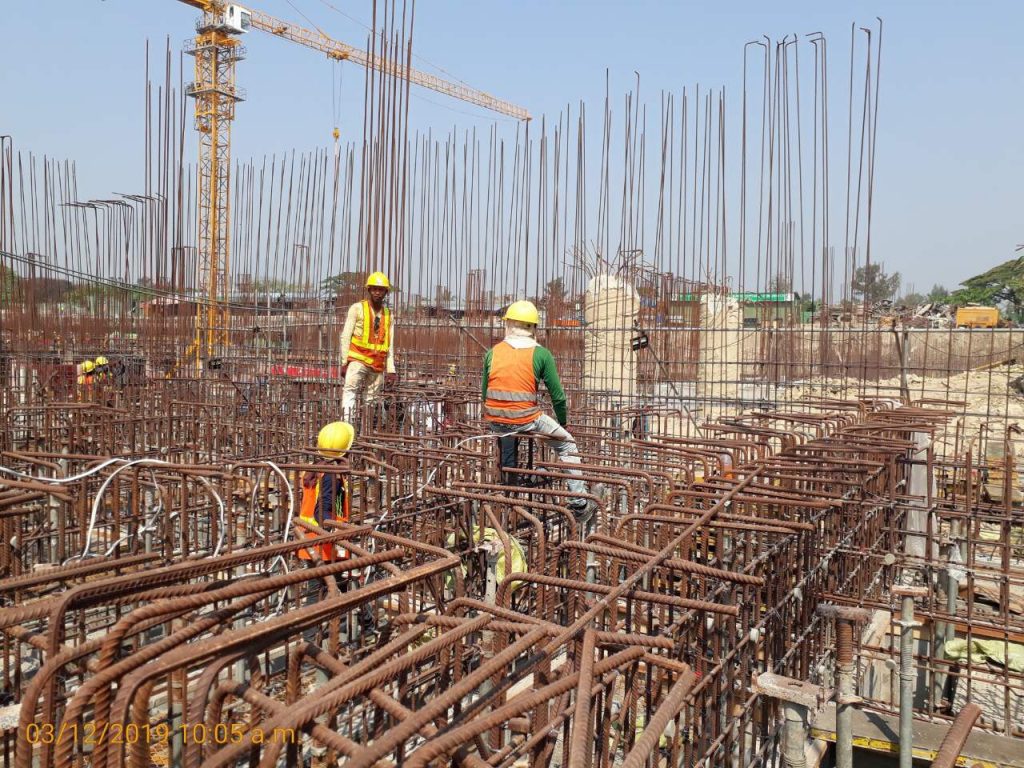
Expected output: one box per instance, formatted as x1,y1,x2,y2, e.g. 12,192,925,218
499,435,518,478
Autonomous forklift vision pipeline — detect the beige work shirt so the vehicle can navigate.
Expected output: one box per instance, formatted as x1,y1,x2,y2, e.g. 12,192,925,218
339,301,396,374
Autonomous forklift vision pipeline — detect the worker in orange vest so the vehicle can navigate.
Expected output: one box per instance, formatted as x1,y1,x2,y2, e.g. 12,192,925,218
340,272,396,421
296,421,354,563
76,360,96,400
482,300,591,520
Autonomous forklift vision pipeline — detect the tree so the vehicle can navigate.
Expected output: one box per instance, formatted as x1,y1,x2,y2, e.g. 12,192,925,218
950,255,1024,318
542,277,568,308
927,284,949,303
898,292,925,307
0,265,19,303
851,263,901,304
321,272,365,298
767,275,793,294
22,276,72,303
253,278,300,294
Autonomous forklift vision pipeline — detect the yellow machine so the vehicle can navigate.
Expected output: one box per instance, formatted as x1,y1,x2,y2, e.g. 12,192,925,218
955,306,999,329
172,2,530,368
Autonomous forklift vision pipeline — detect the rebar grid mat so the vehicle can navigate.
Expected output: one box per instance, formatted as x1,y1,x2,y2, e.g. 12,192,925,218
1,383,1017,767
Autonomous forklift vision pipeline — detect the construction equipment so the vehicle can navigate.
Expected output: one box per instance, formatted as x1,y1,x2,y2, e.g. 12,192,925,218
955,305,999,329
173,1,529,369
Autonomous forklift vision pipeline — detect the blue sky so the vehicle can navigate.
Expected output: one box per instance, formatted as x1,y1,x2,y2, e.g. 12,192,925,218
2,0,1021,292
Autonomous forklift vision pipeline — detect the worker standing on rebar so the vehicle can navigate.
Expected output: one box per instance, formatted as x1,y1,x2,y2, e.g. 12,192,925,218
483,300,591,520
296,421,354,563
76,359,95,400
93,355,109,382
340,272,396,422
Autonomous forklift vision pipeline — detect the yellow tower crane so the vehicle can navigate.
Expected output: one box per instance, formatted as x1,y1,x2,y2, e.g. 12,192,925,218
175,1,529,368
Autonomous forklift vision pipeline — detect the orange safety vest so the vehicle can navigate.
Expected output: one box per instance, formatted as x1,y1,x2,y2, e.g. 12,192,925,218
296,471,351,562
347,301,391,372
76,373,94,401
484,342,541,425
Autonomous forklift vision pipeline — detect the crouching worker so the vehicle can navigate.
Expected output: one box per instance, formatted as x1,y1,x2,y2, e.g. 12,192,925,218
296,421,354,564
482,300,591,522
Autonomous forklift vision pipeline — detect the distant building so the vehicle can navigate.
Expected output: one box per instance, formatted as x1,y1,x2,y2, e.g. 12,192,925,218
733,292,798,327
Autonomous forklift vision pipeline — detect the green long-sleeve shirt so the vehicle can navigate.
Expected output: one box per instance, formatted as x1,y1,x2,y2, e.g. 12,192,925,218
482,343,568,426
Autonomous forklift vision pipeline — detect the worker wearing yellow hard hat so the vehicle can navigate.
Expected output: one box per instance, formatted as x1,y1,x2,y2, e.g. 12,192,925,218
76,360,96,401
340,271,397,421
296,421,355,562
483,300,591,522
93,355,110,382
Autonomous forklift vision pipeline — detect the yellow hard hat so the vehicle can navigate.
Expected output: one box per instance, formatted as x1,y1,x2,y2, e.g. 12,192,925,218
317,421,355,458
82,360,96,373
503,300,540,325
366,271,391,290
94,356,109,367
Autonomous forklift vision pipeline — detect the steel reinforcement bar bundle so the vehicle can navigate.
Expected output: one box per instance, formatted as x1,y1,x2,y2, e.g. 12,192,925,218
0,384,962,767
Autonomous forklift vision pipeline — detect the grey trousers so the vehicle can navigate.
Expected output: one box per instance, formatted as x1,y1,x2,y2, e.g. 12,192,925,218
489,414,585,494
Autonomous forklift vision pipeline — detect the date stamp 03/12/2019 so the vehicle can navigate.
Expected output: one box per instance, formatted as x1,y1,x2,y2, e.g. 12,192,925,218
23,721,298,748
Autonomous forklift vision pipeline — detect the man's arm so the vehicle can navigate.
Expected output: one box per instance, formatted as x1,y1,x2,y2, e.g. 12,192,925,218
481,348,493,404
385,315,396,374
339,303,359,366
534,347,568,426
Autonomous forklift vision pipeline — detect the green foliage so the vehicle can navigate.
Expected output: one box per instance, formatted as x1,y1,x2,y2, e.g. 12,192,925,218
321,272,364,297
950,256,1024,317
898,292,925,306
927,284,950,303
851,263,901,304
542,277,567,306
253,279,300,294
0,265,19,302
65,283,113,307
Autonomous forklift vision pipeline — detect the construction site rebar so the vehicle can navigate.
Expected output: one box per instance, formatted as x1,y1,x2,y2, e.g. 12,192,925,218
1,11,1021,768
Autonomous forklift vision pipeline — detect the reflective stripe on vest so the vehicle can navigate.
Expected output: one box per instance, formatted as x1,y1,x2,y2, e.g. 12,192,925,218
296,472,351,562
484,342,540,425
347,301,391,372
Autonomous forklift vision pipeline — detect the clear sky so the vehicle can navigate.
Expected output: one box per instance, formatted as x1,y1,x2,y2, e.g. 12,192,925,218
2,0,1021,292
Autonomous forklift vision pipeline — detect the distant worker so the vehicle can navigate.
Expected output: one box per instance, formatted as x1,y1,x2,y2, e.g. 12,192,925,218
482,300,591,519
296,421,355,563
77,359,96,397
93,356,110,381
340,272,396,421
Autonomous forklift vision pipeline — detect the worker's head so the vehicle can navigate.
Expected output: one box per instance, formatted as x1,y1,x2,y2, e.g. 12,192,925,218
503,300,539,334
94,356,109,369
366,272,390,306
317,420,355,460
82,360,96,374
